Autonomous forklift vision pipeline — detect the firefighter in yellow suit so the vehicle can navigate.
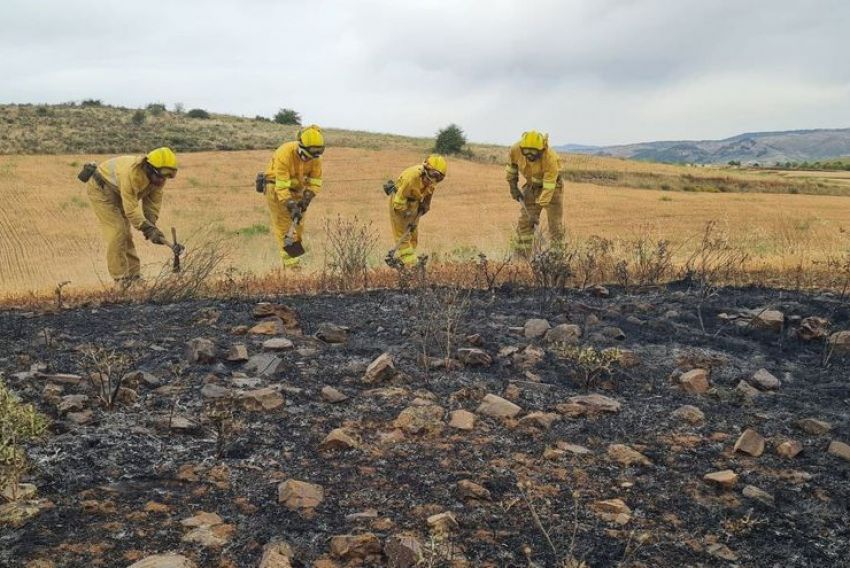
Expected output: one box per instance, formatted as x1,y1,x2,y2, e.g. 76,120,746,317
388,155,447,266
264,125,324,267
505,131,564,254
86,147,177,285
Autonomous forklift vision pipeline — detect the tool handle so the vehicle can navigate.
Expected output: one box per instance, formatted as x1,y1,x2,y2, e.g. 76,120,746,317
171,227,177,244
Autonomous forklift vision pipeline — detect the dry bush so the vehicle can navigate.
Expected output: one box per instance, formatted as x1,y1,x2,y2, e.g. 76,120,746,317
554,345,621,389
613,227,674,290
321,214,378,291
527,231,576,305
79,346,134,409
683,220,749,332
1,379,48,496
575,236,614,288
143,235,229,303
413,283,472,368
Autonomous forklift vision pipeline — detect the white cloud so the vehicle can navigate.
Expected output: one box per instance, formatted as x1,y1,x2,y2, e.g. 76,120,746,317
1,0,849,145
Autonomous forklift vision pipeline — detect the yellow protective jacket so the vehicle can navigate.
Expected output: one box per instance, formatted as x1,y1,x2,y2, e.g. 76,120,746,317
94,155,163,230
505,143,562,206
391,165,435,216
265,141,323,201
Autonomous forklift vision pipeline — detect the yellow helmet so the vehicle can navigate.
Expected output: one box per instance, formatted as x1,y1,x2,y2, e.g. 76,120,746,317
145,147,178,177
519,131,547,151
423,154,447,182
297,124,325,160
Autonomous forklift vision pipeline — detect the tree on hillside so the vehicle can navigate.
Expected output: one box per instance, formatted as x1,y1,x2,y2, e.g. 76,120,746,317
274,108,301,125
146,103,166,116
131,110,146,126
187,108,210,119
434,124,467,154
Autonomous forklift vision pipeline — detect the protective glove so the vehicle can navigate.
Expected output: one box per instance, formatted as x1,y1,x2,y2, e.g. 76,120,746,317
141,222,166,244
509,180,523,202
418,200,431,216
300,189,316,211
285,199,303,221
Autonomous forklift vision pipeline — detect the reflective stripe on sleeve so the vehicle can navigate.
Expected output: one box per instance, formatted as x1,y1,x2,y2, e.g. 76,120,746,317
275,178,292,190
306,177,322,187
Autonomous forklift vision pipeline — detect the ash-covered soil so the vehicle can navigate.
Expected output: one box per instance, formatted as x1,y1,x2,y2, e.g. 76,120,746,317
1,284,849,567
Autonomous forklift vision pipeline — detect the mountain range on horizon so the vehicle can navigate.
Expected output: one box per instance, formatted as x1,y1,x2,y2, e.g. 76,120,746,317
555,127,850,165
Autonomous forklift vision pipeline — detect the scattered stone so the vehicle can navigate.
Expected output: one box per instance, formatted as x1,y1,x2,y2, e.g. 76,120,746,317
751,368,780,390
259,540,294,568
557,442,592,455
546,324,582,344
457,480,491,501
345,509,379,522
315,323,350,344
513,345,546,369
456,348,493,367
564,394,622,414
465,333,483,346
237,387,284,412
672,405,704,424
244,353,285,377
706,543,738,562
796,418,832,436
384,534,423,568
39,373,82,385
828,440,850,462
363,353,396,383
330,533,381,560
180,511,233,548
200,383,231,399
57,394,88,414
127,555,197,568
703,470,738,489
590,499,631,525
798,317,829,341
607,444,652,466
320,428,360,451
776,439,804,458
476,394,521,419
278,480,324,511
752,309,784,332
827,330,850,354
734,428,765,457
742,485,775,506
588,285,609,298
602,326,626,340
393,405,445,435
524,318,551,339
226,344,249,362
321,386,349,403
185,337,216,364
735,380,760,398
448,409,475,431
250,318,286,336
427,512,458,534
518,411,560,430
679,369,710,394
66,410,93,425
263,337,294,351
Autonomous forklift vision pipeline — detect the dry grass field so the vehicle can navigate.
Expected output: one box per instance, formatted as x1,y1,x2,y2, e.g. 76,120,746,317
3,148,850,298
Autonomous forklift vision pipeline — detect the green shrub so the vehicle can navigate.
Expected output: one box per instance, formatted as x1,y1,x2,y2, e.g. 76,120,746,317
131,110,146,125
434,123,467,154
187,108,211,119
80,99,103,107
274,108,301,125
35,106,50,117
1,380,48,492
146,103,167,116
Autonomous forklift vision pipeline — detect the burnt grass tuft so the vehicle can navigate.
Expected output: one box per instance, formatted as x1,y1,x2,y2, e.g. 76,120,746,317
1,284,849,567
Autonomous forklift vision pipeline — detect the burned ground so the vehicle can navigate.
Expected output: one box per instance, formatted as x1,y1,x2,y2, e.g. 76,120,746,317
1,284,849,567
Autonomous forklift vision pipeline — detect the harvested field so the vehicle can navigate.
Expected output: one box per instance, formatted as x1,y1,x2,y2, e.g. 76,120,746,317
4,150,850,297
1,284,849,566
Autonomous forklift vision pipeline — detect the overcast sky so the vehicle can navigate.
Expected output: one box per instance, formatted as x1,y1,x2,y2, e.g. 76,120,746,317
2,0,848,146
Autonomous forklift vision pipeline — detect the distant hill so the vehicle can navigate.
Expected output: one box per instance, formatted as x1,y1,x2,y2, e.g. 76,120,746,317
556,128,850,165
0,103,502,157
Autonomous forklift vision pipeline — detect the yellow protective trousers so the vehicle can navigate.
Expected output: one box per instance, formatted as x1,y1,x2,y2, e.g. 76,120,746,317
265,188,305,267
86,180,141,281
388,198,419,266
515,184,565,253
